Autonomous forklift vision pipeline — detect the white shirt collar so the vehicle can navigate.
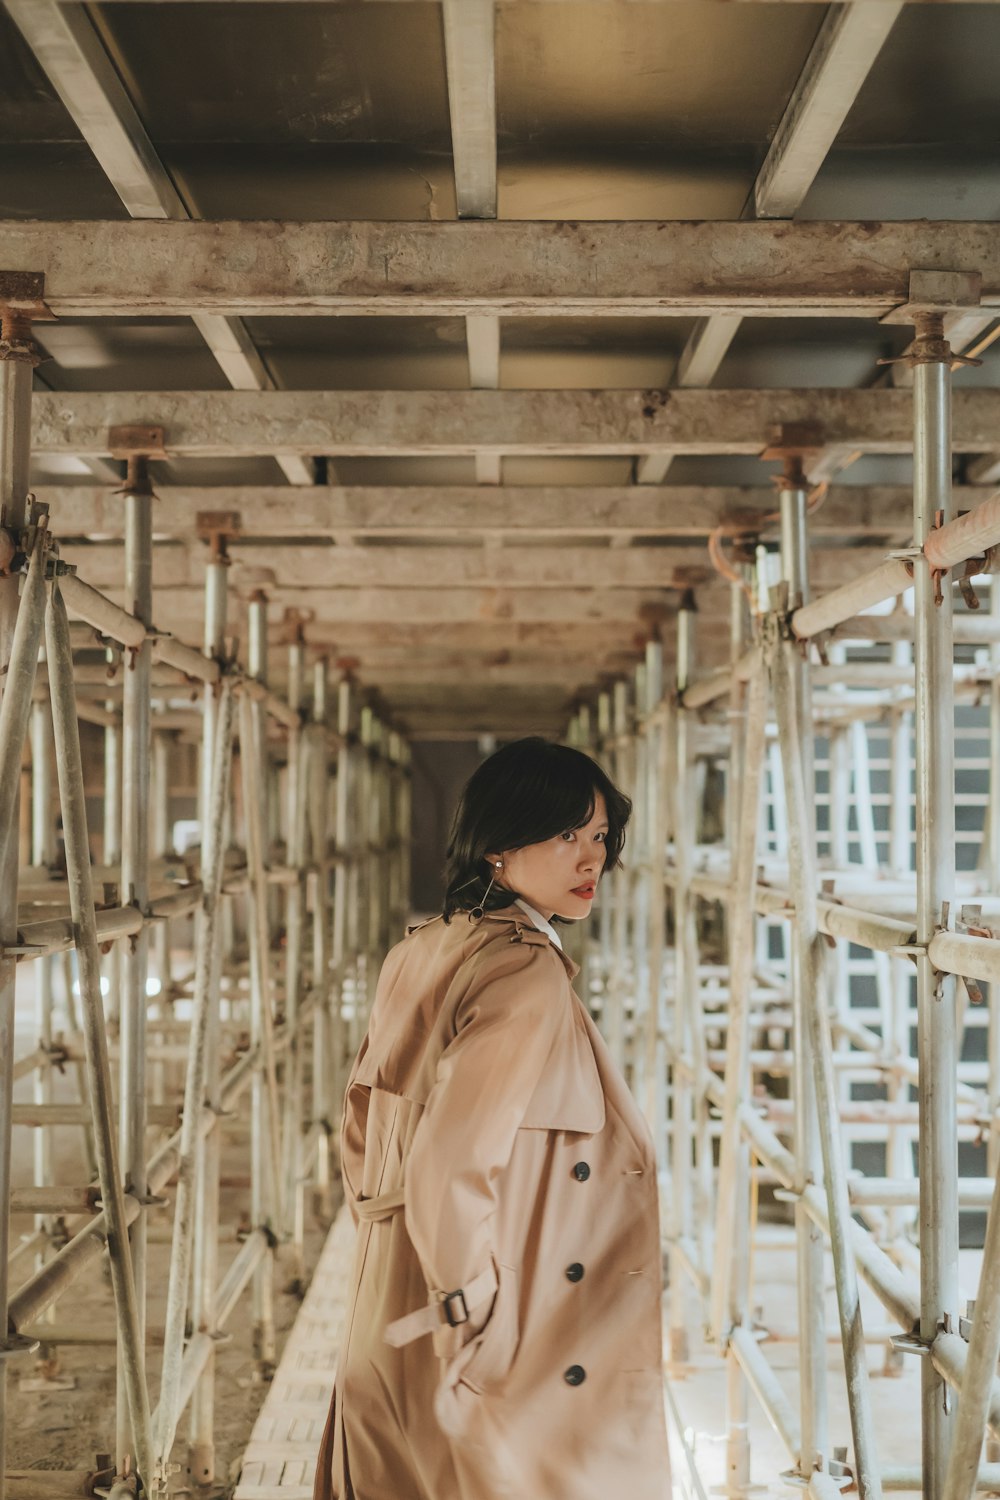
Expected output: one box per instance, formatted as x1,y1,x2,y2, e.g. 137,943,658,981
514,897,564,951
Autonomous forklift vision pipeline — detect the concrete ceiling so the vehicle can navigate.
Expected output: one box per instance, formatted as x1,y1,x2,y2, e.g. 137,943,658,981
3,0,1000,735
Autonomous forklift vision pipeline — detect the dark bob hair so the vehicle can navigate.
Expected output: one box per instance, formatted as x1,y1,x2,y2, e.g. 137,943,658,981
442,736,632,924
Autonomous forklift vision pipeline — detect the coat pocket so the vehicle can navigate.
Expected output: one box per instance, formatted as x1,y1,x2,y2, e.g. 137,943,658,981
456,1260,520,1394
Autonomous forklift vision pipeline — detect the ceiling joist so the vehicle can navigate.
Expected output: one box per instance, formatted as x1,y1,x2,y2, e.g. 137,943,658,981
640,2,902,485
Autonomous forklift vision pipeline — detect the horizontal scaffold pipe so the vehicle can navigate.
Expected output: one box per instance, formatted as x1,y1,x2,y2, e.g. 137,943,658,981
791,559,914,640
61,573,219,683
60,571,310,730
881,1469,1000,1493
12,886,201,960
675,863,917,954
682,624,1000,706
847,1179,996,1209
794,484,1000,641
680,650,755,710
832,614,1000,645
927,929,1000,986
4,220,1000,318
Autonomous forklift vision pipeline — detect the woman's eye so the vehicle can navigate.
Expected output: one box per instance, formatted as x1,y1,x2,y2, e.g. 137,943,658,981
596,832,606,842
560,830,575,841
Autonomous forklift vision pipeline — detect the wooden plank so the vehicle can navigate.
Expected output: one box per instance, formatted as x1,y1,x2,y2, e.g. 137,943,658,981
234,1206,356,1500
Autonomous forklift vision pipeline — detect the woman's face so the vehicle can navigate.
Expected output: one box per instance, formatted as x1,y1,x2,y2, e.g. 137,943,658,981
487,792,609,922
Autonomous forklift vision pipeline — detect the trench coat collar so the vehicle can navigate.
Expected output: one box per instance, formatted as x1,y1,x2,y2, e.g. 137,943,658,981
473,901,582,983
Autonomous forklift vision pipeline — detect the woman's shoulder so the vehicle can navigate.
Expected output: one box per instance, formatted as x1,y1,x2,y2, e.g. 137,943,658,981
404,903,546,953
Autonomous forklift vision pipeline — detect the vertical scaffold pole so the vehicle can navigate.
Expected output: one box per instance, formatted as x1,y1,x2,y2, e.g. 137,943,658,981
988,585,1000,1181
117,452,154,1473
887,635,916,1242
281,626,308,1285
911,312,959,1500
358,705,377,1029
771,570,882,1497
330,672,352,1122
712,589,766,1500
311,656,333,1220
632,663,650,1098
189,539,229,1487
595,691,614,1022
609,678,630,1075
644,639,667,1161
104,678,122,1034
30,698,56,1280
46,576,156,1495
775,462,828,1478
366,713,384,982
150,729,173,1053
668,592,697,1366
0,292,42,1500
155,676,237,1470
243,590,279,1374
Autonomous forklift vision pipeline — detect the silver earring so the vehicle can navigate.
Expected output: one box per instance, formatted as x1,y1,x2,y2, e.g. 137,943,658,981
470,861,503,923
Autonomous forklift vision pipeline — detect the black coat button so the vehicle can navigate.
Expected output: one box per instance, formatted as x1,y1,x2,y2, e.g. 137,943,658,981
573,1162,591,1181
566,1263,584,1282
564,1365,586,1386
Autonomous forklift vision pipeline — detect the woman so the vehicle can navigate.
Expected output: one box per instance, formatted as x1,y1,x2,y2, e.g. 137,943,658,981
313,737,671,1500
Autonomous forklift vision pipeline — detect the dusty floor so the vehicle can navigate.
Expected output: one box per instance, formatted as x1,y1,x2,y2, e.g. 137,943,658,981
7,1004,337,1499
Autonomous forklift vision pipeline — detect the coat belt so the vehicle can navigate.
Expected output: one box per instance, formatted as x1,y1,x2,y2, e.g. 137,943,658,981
356,1186,406,1221
356,1186,499,1348
383,1261,499,1348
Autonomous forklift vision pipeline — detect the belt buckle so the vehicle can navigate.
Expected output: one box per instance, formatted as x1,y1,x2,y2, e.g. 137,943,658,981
441,1288,469,1328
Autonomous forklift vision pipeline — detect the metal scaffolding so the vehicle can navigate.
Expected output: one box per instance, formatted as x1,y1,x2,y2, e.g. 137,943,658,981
571,299,1000,1500
0,298,411,1498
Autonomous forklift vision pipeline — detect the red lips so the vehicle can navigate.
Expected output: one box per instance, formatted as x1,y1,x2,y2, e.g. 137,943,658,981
572,885,595,897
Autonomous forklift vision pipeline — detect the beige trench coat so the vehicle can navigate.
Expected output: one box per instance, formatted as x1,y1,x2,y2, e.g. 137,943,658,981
313,901,671,1500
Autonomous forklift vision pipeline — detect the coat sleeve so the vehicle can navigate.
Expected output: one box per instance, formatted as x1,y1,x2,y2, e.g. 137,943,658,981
404,938,566,1345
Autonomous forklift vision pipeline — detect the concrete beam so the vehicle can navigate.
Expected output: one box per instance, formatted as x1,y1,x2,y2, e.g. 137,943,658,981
35,483,921,539
2,1,977,7
4,220,1000,318
342,662,637,687
283,623,659,652
59,540,892,594
29,388,1000,458
132,587,679,627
